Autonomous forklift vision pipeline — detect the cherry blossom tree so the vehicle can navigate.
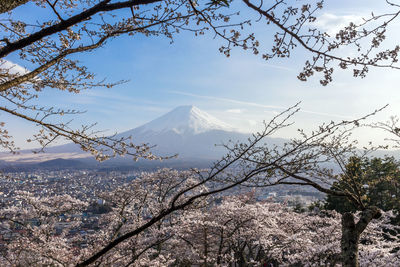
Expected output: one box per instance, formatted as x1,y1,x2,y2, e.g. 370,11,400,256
167,194,400,266
0,191,88,265
216,108,389,266
0,168,209,266
78,168,208,266
2,187,399,266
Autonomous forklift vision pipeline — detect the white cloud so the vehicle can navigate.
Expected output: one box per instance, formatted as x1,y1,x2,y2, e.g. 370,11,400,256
248,119,257,126
0,59,29,76
168,90,352,119
314,13,364,35
265,110,280,115
261,63,295,72
168,90,286,110
226,109,243,114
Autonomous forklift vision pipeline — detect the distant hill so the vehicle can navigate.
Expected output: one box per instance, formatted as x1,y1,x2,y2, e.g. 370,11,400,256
37,158,86,169
0,158,88,172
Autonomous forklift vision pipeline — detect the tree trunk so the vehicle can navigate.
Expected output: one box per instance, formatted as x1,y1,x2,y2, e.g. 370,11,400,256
341,213,360,267
341,207,381,267
203,227,208,266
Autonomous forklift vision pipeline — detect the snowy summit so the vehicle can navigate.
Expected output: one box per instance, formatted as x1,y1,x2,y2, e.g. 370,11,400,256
134,105,234,135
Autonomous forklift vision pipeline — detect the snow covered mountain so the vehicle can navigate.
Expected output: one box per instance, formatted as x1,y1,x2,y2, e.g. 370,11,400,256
114,105,247,159
1,105,283,164
124,105,234,136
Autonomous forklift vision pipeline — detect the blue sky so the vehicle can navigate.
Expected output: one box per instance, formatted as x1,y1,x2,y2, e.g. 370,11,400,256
4,0,400,149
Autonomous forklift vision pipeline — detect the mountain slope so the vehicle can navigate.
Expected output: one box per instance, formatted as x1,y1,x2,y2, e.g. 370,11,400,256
113,105,248,159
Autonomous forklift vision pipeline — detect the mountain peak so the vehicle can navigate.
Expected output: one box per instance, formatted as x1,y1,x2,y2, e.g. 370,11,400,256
134,105,234,135
171,105,196,111
169,105,203,116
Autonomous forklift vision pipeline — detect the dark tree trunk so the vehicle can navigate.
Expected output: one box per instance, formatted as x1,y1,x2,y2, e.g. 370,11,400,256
341,213,360,267
341,207,381,267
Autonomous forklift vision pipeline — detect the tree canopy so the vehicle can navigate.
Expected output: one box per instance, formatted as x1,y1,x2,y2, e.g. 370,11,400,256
326,156,400,219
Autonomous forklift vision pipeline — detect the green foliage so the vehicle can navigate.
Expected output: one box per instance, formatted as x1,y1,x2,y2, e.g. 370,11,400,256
87,202,112,214
325,156,400,221
293,201,306,213
308,200,325,212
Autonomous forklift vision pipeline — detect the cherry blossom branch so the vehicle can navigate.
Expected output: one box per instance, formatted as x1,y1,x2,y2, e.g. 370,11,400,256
243,0,400,70
0,0,167,58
